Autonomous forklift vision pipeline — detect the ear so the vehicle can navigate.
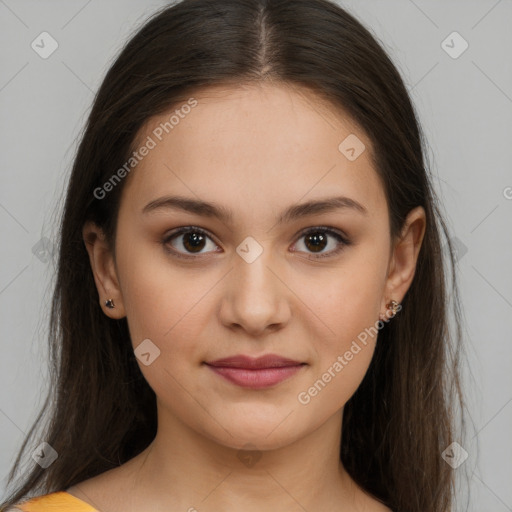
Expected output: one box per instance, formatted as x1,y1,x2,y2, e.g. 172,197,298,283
380,206,426,319
82,220,126,319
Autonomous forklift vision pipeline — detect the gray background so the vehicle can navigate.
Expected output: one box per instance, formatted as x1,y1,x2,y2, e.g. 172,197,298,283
1,0,511,510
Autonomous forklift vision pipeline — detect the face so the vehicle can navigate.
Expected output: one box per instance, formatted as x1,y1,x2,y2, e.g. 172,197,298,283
84,82,425,451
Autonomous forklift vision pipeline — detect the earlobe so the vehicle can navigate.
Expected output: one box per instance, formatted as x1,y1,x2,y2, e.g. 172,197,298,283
82,221,126,319
380,206,426,314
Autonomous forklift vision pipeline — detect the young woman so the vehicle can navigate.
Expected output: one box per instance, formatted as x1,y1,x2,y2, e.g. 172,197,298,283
1,0,466,511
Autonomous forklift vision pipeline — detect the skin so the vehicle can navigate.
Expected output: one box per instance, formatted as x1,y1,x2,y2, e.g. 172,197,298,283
77,82,426,512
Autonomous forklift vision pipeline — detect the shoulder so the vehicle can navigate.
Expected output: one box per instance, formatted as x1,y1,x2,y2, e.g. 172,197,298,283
7,491,99,511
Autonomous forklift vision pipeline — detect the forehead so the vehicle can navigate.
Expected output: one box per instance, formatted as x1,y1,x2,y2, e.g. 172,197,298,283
120,82,386,223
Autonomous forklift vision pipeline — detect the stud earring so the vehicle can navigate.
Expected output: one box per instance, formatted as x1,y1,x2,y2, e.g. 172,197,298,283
105,298,115,309
386,299,400,317
379,299,401,321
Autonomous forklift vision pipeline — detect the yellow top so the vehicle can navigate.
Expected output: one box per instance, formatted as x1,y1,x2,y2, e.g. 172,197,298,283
14,491,99,512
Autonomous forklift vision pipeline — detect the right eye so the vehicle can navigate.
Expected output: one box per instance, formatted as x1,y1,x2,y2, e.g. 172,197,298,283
162,226,221,259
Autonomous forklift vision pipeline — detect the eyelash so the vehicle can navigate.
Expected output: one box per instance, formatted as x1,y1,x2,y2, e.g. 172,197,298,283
162,225,351,261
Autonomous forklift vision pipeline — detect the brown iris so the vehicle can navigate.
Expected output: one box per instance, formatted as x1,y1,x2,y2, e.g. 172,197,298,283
304,232,328,253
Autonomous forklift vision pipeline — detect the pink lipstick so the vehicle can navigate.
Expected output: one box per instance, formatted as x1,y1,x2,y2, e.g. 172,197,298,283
205,354,305,389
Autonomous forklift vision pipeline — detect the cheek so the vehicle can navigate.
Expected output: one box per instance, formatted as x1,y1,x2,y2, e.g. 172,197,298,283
116,245,215,416
297,251,386,405
306,255,385,346
116,240,211,355
296,282,380,419
296,344,375,427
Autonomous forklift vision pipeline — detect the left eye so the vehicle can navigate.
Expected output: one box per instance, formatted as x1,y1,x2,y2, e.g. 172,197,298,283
162,226,350,259
292,227,350,259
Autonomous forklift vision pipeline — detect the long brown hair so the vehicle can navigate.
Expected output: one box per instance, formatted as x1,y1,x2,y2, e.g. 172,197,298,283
1,1,466,510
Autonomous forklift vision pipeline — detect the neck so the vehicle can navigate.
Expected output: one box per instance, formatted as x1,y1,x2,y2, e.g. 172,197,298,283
122,407,366,512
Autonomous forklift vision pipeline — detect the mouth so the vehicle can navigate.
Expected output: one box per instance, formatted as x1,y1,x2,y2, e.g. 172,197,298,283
204,354,307,389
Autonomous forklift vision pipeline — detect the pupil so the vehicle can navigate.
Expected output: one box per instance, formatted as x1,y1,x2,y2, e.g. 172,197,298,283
306,232,327,253
184,232,205,252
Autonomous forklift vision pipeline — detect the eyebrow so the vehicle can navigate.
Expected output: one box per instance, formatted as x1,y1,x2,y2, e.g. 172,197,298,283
142,194,368,224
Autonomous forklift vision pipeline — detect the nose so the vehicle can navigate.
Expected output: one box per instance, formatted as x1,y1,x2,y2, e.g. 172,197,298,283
218,251,291,337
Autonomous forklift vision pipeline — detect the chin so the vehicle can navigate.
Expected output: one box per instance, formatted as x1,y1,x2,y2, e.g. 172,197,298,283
196,411,306,452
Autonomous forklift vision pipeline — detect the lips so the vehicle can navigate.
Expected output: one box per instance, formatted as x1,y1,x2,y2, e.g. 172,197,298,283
207,354,303,369
204,354,306,389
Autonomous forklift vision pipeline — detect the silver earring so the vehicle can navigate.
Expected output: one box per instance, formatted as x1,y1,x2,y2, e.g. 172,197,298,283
105,298,115,309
